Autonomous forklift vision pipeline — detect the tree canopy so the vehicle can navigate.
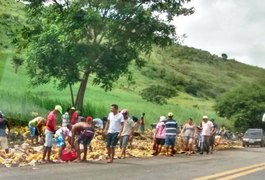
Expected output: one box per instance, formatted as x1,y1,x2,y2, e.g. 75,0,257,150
17,0,194,111
215,83,265,132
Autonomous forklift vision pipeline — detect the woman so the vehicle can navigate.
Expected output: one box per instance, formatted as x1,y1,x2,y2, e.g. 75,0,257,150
180,118,196,155
153,116,166,155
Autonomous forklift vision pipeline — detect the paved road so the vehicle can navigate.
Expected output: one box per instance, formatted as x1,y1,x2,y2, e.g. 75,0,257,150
1,147,265,180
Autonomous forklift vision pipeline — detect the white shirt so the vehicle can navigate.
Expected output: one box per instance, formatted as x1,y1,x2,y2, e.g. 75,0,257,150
202,121,214,136
107,112,124,133
262,113,265,122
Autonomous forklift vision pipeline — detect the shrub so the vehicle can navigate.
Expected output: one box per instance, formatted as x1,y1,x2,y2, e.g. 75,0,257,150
140,85,178,105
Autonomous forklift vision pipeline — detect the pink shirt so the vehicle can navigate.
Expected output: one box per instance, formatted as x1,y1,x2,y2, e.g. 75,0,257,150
202,121,214,136
155,122,166,139
46,111,56,132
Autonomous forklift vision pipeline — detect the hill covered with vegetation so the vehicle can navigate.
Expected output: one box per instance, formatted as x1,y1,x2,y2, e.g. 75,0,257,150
0,0,265,129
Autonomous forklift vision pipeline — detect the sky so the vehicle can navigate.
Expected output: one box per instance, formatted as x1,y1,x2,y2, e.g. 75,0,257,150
173,0,265,68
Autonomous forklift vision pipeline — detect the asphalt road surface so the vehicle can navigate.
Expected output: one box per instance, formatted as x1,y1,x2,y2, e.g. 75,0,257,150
1,147,265,180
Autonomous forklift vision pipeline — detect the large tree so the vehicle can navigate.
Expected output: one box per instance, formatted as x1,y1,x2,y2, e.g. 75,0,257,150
18,0,194,111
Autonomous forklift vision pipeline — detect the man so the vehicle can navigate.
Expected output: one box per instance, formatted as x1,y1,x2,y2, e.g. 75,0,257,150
209,118,218,154
119,109,135,159
0,112,10,153
104,104,124,163
200,115,214,155
70,107,78,125
71,117,95,162
42,105,62,162
164,112,178,156
28,116,46,145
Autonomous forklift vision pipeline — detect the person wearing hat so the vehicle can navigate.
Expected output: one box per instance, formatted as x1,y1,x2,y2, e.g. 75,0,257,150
200,115,214,155
119,109,135,159
164,112,178,156
42,105,62,162
153,116,166,155
71,116,95,162
0,111,10,153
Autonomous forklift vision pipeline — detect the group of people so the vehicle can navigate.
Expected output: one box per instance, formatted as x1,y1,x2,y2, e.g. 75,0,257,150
26,104,140,163
0,104,220,164
153,114,218,156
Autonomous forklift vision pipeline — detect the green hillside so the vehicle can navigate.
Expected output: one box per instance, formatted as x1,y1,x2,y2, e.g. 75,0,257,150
0,0,25,51
0,0,265,129
1,43,265,128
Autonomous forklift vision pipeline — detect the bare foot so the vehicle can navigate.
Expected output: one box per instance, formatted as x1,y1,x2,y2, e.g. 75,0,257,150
58,159,64,163
73,159,81,163
107,159,113,163
40,160,46,164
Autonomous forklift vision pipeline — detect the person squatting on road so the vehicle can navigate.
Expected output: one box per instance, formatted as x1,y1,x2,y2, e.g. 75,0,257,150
104,104,124,163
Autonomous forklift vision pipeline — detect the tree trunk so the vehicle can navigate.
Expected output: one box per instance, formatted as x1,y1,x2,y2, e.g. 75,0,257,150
69,83,75,107
75,72,90,113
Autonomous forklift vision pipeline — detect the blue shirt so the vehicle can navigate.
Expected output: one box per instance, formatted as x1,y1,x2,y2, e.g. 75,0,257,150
165,118,178,136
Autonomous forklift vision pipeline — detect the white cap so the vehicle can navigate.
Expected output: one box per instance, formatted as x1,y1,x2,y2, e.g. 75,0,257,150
202,115,208,119
160,116,166,122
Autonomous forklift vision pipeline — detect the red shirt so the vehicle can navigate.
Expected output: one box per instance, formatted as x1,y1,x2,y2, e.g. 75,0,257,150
71,111,78,125
46,111,56,132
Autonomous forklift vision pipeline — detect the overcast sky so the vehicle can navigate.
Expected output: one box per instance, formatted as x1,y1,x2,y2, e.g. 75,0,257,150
174,0,265,68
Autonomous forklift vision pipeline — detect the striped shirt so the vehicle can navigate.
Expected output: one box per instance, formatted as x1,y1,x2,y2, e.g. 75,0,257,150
165,119,178,136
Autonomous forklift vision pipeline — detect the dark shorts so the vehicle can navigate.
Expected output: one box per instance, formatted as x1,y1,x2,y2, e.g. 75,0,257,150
106,132,119,148
156,138,165,145
165,135,176,147
77,129,94,145
209,135,216,146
